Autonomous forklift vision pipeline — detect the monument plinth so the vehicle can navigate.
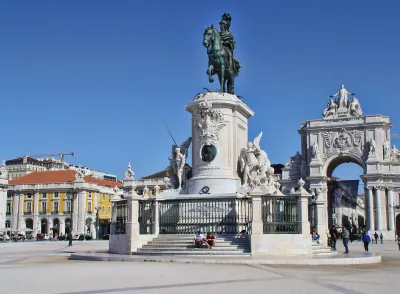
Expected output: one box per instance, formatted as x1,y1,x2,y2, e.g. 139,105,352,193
184,92,254,195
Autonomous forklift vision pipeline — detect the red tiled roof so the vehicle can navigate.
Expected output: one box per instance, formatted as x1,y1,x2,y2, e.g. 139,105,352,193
85,177,122,188
9,170,122,188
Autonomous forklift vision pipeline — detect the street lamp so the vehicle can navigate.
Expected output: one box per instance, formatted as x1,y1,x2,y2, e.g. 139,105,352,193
95,206,100,240
66,190,74,246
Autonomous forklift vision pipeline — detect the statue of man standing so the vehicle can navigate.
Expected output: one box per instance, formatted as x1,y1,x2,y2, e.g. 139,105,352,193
219,12,241,74
330,85,355,108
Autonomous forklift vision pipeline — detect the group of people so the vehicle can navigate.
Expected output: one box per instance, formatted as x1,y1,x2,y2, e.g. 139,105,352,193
362,231,385,252
193,231,216,249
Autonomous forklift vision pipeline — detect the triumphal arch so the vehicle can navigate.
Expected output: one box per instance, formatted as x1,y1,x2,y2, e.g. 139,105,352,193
281,85,400,240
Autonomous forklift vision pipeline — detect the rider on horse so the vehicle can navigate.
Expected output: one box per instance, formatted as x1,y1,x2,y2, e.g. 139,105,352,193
219,13,241,75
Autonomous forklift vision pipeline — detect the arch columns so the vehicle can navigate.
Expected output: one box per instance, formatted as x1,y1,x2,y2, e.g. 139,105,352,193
365,186,375,232
387,187,395,232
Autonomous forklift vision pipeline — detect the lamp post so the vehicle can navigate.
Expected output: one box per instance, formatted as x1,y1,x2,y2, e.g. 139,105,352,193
66,190,74,246
95,206,100,240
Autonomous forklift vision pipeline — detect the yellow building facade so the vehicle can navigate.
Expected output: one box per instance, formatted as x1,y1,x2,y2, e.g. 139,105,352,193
6,170,122,238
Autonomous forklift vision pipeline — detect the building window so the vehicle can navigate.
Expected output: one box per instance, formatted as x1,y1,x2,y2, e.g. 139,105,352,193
54,192,59,198
102,194,105,201
66,201,71,212
26,202,32,213
27,193,32,199
108,206,111,213
42,192,47,199
6,203,11,214
53,202,59,212
102,206,105,213
41,202,47,213
88,192,92,199
88,202,92,212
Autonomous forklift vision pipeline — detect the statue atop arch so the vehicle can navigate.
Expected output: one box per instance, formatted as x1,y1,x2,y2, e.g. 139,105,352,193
323,84,363,118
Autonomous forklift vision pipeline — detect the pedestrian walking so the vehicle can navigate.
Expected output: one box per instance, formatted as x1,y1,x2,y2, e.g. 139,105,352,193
380,233,383,244
343,227,350,254
331,232,337,250
362,232,371,252
374,232,378,244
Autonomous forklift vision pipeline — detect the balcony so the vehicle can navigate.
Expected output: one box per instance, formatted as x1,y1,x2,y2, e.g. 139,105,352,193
63,210,71,215
51,211,59,215
39,211,47,215
24,212,32,215
6,212,11,216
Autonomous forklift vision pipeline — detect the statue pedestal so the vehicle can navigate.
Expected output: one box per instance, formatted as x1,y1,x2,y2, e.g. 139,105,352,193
337,107,349,117
184,92,254,195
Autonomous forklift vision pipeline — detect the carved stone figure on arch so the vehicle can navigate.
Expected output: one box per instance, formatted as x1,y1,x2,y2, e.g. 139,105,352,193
330,84,355,109
323,99,338,118
368,138,377,158
349,97,363,116
311,141,320,160
383,140,390,160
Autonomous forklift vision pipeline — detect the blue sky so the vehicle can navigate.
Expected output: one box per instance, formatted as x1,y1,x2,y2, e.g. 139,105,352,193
1,1,399,182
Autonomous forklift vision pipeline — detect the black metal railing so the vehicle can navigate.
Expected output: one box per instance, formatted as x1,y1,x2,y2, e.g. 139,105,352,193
39,211,47,215
159,197,252,234
87,211,92,215
63,210,71,214
24,212,32,215
52,211,59,214
262,196,298,234
115,201,127,234
139,199,153,234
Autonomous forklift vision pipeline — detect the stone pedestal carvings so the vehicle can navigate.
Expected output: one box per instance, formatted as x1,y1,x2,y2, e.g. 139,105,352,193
184,92,254,195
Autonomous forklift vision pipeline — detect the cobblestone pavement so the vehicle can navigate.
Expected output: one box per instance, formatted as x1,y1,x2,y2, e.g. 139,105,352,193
0,241,399,294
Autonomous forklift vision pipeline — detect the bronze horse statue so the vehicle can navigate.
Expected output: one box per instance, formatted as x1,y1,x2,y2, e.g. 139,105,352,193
203,25,238,94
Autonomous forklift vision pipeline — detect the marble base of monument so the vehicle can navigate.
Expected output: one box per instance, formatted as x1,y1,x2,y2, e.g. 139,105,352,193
251,234,312,256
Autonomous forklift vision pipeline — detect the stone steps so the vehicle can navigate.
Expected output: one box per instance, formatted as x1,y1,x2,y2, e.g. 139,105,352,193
134,234,250,256
312,242,337,256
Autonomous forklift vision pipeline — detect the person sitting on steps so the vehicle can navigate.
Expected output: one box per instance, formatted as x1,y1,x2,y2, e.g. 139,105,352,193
206,232,216,249
193,231,208,248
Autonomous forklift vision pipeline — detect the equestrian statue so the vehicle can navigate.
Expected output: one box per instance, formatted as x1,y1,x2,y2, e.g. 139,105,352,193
203,12,241,94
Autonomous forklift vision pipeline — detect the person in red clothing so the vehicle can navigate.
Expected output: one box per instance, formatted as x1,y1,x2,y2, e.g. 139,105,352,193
206,232,216,249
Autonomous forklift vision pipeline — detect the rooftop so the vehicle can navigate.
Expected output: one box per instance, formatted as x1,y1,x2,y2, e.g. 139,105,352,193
9,170,122,188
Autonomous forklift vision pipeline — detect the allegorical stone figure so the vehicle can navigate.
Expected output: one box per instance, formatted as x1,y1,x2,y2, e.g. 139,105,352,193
323,99,338,117
349,97,363,116
383,140,390,159
330,85,355,108
167,137,192,189
239,132,273,190
369,138,377,157
311,141,320,160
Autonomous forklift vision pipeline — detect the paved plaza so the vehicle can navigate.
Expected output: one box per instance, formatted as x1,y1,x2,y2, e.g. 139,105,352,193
0,241,399,293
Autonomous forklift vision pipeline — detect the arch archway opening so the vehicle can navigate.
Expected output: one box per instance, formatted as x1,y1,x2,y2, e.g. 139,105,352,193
52,219,60,234
40,219,47,234
396,214,400,237
326,160,365,235
25,219,33,230
65,218,71,235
